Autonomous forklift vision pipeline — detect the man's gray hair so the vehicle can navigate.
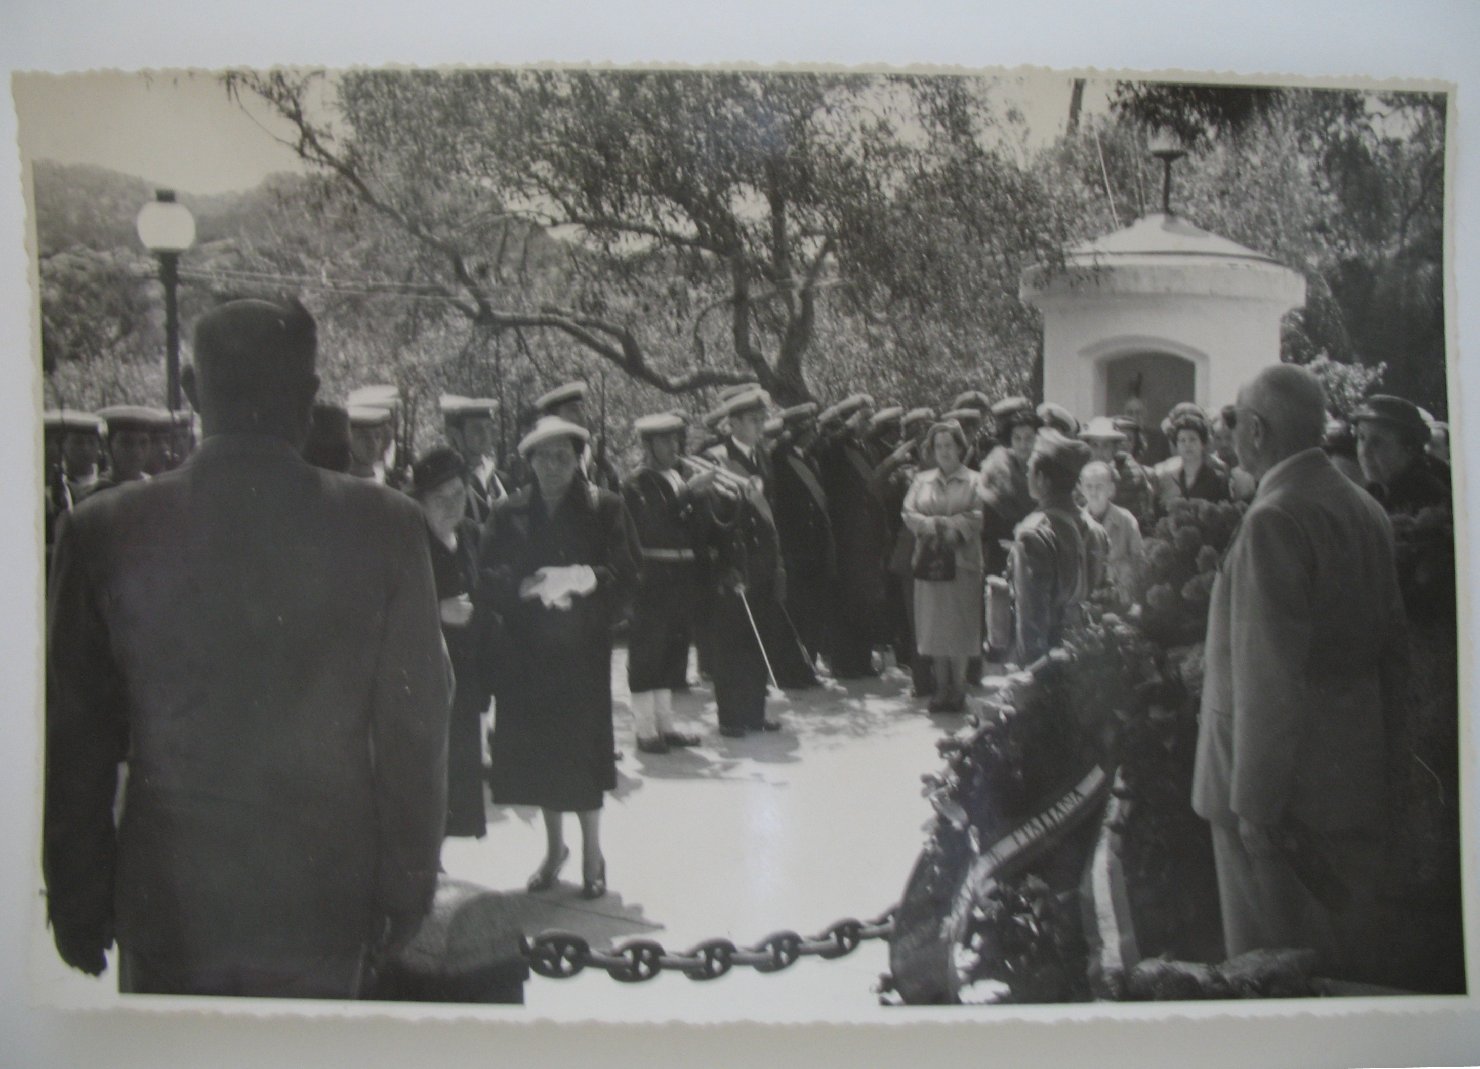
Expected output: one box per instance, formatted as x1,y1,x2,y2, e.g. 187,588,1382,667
1244,364,1327,452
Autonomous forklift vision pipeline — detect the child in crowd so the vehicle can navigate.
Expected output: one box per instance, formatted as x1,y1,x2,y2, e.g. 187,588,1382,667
1079,460,1142,603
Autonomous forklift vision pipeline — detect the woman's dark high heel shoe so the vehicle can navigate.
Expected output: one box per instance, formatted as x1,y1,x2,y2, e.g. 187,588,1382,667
526,845,570,893
580,859,606,900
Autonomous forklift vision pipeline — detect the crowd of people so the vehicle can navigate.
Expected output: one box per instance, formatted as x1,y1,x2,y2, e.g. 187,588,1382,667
42,295,1455,997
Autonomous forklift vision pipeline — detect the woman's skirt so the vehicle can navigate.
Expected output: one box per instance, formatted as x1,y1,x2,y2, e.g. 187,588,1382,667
913,567,983,659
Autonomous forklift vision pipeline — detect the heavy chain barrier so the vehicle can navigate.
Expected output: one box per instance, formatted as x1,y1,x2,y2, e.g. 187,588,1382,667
522,907,896,983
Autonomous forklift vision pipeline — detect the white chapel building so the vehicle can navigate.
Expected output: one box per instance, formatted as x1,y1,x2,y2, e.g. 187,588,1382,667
1019,211,1306,429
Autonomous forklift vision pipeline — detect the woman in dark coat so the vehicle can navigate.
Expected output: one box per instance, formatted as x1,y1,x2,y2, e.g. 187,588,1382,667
477,417,639,899
411,446,490,840
1152,409,1230,515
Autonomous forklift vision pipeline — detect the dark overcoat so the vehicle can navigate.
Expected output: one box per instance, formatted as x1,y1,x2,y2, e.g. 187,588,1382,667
428,516,492,838
44,434,451,973
478,482,638,812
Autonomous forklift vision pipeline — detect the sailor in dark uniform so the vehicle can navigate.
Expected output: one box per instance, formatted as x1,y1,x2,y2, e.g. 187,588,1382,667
697,386,788,733
1036,400,1081,438
950,391,994,467
347,404,395,483
534,381,622,492
941,407,986,470
768,402,834,675
704,387,817,689
92,406,165,496
864,405,904,465
622,412,704,754
44,410,105,572
818,393,890,679
47,410,105,508
346,384,411,490
441,394,508,524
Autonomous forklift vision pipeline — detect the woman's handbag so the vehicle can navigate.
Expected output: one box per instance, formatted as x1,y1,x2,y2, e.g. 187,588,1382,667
912,533,957,582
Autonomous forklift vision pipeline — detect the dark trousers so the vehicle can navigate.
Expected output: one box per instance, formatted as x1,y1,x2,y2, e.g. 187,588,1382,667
1209,822,1383,982
703,590,769,730
119,945,366,999
784,561,831,663
754,594,817,688
628,570,695,693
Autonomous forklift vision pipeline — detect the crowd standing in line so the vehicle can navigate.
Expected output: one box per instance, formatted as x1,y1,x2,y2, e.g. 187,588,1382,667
42,295,1455,993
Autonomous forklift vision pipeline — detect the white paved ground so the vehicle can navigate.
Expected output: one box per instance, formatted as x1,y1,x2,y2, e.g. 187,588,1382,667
30,651,975,1021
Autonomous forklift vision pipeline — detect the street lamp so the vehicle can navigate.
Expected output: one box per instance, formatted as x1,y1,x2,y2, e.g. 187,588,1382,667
136,190,196,412
1147,129,1188,216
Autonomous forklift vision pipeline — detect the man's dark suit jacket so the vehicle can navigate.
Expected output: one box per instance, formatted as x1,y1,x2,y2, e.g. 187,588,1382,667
45,433,450,972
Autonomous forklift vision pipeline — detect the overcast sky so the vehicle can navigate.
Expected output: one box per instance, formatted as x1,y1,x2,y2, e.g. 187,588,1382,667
11,67,1103,197
12,71,309,195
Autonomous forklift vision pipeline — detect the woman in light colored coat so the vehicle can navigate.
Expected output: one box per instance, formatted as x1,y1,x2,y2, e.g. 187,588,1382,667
903,420,985,712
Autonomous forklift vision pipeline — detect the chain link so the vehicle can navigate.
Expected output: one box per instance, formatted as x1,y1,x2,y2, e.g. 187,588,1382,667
521,906,896,983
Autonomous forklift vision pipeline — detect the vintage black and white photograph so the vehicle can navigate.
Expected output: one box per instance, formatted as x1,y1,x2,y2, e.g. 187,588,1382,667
8,43,1474,1043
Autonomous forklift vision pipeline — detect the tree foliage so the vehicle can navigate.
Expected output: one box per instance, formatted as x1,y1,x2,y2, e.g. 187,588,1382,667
225,69,1064,408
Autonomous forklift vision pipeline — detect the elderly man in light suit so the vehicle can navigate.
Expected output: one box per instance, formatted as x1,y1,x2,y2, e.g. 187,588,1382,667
1192,364,1405,980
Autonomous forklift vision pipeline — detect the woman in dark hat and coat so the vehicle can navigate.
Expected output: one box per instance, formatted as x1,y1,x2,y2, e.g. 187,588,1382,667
1351,394,1451,516
411,446,491,840
477,417,639,899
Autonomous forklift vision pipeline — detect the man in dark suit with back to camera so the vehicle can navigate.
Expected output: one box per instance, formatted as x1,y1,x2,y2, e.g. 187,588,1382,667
44,298,451,998
1192,363,1405,982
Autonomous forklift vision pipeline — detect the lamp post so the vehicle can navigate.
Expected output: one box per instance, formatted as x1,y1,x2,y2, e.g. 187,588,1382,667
1147,129,1188,216
136,190,196,412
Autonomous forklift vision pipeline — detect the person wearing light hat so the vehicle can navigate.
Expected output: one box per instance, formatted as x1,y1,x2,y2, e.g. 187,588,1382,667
534,380,621,492
45,297,450,997
622,412,704,754
1153,406,1231,516
44,411,104,567
940,408,984,467
865,406,904,464
93,406,165,495
979,396,1041,578
347,404,395,483
1036,401,1080,439
410,445,489,841
346,384,408,489
1008,428,1108,665
440,394,507,523
769,401,835,674
478,415,639,899
145,409,178,476
818,392,890,679
951,390,992,416
55,410,105,505
1081,415,1156,532
1350,394,1450,516
701,385,814,703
